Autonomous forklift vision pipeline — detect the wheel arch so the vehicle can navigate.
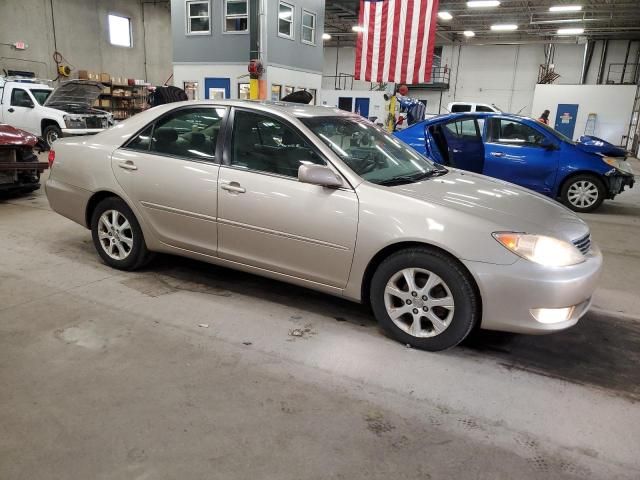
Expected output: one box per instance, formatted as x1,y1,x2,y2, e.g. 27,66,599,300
41,118,62,136
85,190,126,228
555,170,607,198
360,241,483,321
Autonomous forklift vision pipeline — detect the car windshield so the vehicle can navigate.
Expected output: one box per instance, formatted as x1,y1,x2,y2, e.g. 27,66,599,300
301,116,441,185
30,89,52,105
536,121,576,145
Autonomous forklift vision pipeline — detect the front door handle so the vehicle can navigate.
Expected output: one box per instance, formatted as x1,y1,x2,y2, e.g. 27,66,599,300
490,152,504,157
7,108,14,113
221,182,246,194
118,160,138,171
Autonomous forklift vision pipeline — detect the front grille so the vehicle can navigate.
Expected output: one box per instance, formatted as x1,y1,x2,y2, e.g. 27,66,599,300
572,233,591,255
86,116,106,129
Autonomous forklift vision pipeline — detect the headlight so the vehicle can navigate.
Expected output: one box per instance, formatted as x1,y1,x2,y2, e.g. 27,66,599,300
602,156,634,175
493,232,585,267
63,115,86,129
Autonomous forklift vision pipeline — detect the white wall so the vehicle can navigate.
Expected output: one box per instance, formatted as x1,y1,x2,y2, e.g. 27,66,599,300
324,40,640,117
531,84,637,144
267,66,322,96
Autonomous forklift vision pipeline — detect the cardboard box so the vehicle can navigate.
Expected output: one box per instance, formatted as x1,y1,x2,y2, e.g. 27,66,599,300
100,99,111,108
102,86,111,95
78,70,89,80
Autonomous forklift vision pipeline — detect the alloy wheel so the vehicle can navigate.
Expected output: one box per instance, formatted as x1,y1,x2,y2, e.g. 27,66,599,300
97,209,134,260
46,129,59,147
567,180,599,209
383,268,455,338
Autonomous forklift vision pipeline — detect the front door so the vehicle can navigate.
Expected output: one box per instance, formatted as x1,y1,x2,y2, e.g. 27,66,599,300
111,106,227,255
217,108,358,287
554,103,579,140
483,117,559,195
6,88,38,134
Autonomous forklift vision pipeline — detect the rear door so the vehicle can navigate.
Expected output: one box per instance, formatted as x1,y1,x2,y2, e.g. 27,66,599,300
111,106,227,255
439,117,485,173
483,117,559,194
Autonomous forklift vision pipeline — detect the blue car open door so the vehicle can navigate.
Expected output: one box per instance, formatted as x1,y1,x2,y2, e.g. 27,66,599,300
433,117,485,173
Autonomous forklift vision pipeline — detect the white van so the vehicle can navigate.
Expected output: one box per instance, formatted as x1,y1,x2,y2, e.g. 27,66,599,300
447,102,502,113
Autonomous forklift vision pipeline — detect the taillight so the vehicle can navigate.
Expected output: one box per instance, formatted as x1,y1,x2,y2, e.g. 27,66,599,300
48,150,55,167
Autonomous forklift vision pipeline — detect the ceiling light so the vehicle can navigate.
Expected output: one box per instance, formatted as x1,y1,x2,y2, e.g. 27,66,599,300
352,25,364,32
557,27,584,35
467,1,500,7
438,11,453,20
490,24,518,31
549,5,582,12
322,33,331,40
463,30,475,37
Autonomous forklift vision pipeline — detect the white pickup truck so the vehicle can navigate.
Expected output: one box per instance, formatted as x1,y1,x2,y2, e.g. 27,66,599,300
0,77,113,147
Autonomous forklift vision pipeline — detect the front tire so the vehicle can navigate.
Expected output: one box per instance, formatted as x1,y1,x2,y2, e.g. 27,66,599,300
43,125,62,149
90,197,151,270
560,174,606,213
370,248,479,351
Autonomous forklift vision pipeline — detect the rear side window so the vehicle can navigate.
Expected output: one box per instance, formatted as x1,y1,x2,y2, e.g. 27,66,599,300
487,118,546,146
125,107,226,161
444,119,479,139
476,105,494,112
450,104,471,113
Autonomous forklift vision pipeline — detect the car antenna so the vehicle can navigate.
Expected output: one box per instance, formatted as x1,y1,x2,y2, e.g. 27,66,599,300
515,105,527,115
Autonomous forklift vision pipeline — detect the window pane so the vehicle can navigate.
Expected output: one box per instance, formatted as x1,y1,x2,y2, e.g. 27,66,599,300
279,3,293,18
11,89,32,107
271,84,281,101
476,105,494,112
238,83,250,100
226,17,248,31
126,125,154,152
190,17,210,32
150,108,225,161
231,110,324,177
302,12,314,28
226,1,247,15
302,26,313,43
488,119,545,146
108,14,131,47
189,2,209,17
450,104,471,113
279,19,292,36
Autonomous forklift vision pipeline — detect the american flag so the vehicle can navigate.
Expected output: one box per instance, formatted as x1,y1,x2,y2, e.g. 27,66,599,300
354,0,439,84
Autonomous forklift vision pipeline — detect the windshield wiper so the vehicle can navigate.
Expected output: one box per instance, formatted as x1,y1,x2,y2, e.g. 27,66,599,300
377,169,446,186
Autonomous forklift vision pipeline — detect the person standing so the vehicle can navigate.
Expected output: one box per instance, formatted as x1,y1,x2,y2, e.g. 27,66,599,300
538,109,550,125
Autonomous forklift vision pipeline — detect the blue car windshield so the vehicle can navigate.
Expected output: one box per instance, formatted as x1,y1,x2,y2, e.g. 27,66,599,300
302,116,440,185
536,121,576,145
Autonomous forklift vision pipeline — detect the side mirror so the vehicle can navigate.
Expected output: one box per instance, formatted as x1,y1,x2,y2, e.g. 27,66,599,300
298,164,343,188
539,137,557,150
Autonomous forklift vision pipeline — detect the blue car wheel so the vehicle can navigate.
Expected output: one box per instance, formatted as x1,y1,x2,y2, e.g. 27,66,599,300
560,174,606,213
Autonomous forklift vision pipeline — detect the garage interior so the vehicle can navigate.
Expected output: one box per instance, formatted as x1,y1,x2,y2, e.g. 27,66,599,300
1,1,640,479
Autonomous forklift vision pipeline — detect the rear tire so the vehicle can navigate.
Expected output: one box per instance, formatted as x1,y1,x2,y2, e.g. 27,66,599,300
560,174,606,213
90,197,152,270
370,248,479,351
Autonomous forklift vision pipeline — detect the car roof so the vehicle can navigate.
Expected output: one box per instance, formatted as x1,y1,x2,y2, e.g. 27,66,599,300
154,99,356,119
423,112,530,125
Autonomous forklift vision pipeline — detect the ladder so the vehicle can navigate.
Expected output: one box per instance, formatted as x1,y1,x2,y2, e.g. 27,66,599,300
584,113,597,136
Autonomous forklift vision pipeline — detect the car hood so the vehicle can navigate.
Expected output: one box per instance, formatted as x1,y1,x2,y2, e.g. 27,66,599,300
388,169,589,242
575,135,627,157
44,80,103,108
0,123,37,147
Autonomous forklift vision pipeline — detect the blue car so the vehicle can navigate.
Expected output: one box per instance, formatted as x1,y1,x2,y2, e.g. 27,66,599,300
395,113,635,212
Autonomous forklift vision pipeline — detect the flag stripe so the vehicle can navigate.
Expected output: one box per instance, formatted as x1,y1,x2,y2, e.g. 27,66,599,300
355,0,438,84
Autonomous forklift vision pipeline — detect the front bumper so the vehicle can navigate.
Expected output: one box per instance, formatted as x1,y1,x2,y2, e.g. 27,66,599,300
606,172,634,198
463,242,603,334
61,128,105,137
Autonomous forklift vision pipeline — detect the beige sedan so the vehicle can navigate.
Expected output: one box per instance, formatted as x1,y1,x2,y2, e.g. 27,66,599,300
46,100,602,350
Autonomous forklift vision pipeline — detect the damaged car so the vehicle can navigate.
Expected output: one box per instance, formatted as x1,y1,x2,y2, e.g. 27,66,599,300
395,112,635,212
0,123,48,194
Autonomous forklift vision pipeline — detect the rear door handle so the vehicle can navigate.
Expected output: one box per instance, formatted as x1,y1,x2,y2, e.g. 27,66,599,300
221,182,246,194
118,160,138,171
7,108,14,113
490,152,504,157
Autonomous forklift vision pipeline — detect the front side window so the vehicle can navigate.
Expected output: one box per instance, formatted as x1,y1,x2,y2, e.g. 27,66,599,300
126,107,225,161
302,116,439,185
278,1,294,39
186,0,210,35
231,110,325,178
11,89,33,107
225,0,248,32
487,118,546,147
30,89,52,105
108,14,132,47
301,10,316,44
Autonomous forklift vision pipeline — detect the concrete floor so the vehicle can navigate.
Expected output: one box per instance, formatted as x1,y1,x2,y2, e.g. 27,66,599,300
1,166,639,479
